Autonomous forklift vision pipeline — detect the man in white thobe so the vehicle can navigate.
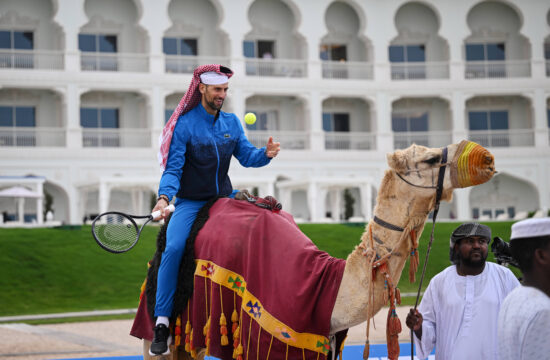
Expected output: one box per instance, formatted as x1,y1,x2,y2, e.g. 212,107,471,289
406,223,519,360
498,218,550,360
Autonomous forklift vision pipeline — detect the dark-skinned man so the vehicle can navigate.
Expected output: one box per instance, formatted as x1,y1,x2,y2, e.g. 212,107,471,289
406,223,519,360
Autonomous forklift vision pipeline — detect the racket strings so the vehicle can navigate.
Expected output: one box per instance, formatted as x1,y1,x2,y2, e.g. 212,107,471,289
93,213,139,252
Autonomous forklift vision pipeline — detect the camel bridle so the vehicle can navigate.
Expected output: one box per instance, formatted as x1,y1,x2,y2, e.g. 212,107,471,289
371,147,449,360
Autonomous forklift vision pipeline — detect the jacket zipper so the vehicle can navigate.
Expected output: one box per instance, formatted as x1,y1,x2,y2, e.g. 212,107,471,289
212,121,220,195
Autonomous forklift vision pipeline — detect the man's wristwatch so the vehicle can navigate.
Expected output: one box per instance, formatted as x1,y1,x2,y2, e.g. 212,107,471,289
157,194,170,204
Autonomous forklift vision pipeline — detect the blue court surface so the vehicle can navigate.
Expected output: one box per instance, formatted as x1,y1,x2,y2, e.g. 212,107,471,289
55,343,435,360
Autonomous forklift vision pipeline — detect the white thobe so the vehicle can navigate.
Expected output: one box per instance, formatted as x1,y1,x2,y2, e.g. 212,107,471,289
414,262,519,360
498,286,550,360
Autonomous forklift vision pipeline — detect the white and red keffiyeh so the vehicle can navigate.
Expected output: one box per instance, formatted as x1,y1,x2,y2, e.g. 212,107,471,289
157,64,233,172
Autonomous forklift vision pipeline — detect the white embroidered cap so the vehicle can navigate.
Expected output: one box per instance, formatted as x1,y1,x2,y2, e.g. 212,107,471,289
199,71,229,85
511,218,550,240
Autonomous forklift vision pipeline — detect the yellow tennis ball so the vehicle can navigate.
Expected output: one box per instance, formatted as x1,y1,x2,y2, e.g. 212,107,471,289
244,112,256,125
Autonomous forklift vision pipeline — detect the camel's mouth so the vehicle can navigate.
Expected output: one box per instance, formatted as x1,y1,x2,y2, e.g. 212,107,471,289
450,141,496,188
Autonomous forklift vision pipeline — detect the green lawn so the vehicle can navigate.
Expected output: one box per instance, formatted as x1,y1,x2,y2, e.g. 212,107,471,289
0,221,520,318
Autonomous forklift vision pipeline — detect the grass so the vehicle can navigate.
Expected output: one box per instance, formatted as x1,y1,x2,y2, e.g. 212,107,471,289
0,221,520,319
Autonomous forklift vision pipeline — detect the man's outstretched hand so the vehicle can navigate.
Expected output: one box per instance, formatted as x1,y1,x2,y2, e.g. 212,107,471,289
265,136,280,158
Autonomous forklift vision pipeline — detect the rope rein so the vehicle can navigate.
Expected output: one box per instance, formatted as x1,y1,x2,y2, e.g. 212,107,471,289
359,146,448,360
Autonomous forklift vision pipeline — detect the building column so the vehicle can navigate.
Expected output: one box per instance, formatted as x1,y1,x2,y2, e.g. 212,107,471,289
278,187,293,216
150,86,166,150
293,1,328,80
54,0,87,72
438,3,470,81
454,187,471,221
360,183,372,220
231,88,246,121
99,181,111,216
329,189,341,222
64,84,82,148
219,0,254,76
309,91,324,151
532,89,549,148
36,182,43,225
307,182,319,222
139,0,171,74
375,92,394,153
451,92,468,143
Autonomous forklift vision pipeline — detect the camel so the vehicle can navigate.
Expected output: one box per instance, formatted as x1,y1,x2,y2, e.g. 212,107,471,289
138,140,495,360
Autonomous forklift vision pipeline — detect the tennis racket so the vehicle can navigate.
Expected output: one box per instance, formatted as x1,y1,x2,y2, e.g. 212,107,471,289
92,204,175,253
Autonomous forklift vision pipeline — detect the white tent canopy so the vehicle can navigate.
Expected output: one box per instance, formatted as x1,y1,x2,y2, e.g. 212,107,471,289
0,186,43,198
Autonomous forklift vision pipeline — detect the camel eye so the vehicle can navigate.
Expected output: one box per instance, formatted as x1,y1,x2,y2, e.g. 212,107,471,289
423,155,441,165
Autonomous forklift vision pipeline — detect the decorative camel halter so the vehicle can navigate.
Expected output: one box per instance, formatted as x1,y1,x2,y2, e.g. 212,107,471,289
360,140,491,360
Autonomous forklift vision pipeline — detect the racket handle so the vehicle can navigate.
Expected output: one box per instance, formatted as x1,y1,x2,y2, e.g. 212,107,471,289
151,204,175,219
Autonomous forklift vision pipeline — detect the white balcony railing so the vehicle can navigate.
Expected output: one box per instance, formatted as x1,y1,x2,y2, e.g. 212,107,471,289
0,50,64,70
391,61,449,80
0,127,66,147
82,128,151,148
80,52,149,72
246,130,309,150
393,131,453,150
245,58,307,78
164,55,231,74
322,61,374,80
468,129,534,147
324,132,376,150
465,60,531,79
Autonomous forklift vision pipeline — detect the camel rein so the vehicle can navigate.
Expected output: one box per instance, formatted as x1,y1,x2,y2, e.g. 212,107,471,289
368,147,448,360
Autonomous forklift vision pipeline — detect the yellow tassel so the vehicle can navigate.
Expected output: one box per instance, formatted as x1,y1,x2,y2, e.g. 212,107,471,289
185,320,191,334
203,316,211,336
190,329,196,358
220,312,227,326
231,309,238,322
221,333,229,346
236,343,243,356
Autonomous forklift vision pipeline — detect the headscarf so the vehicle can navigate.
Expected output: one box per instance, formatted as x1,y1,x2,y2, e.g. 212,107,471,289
449,222,491,263
158,64,234,172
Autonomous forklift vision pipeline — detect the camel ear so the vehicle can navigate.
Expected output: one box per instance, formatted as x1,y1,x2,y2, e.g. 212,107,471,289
387,150,407,171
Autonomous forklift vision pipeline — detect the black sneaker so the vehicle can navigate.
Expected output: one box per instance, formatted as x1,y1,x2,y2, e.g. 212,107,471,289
149,323,172,356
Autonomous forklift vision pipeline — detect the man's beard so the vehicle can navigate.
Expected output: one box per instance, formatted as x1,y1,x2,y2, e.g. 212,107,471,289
459,251,488,268
206,97,224,111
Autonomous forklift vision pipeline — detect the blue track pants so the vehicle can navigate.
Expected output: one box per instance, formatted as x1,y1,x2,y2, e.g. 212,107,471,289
154,191,237,317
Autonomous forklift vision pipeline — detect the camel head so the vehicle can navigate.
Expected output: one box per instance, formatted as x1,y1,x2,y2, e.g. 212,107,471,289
384,140,495,208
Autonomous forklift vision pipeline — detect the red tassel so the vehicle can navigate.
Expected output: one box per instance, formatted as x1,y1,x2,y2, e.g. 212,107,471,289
363,340,370,360
386,308,402,360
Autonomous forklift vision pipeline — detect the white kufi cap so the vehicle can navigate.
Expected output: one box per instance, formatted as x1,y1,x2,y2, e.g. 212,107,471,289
511,218,550,240
200,71,229,85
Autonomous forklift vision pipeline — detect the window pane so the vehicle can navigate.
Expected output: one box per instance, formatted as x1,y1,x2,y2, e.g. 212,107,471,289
14,31,33,50
410,113,428,131
243,41,255,58
333,113,350,132
0,31,11,49
0,106,13,126
80,108,98,128
489,111,508,130
545,43,550,60
487,43,505,61
322,113,332,131
258,113,268,130
181,39,197,56
392,115,407,132
100,108,119,128
15,107,35,126
258,40,274,59
466,44,484,61
79,34,96,52
548,109,550,127
468,111,488,130
163,38,177,55
99,35,117,53
406,45,425,62
389,45,404,62
331,45,347,62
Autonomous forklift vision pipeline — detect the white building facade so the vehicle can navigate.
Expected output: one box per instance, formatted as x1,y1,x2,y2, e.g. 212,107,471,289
0,0,549,225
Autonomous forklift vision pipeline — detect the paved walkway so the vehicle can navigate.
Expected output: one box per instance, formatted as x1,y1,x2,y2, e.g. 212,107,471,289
0,307,415,360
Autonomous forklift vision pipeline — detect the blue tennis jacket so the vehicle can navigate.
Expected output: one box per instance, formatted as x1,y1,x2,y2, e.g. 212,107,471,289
159,104,270,201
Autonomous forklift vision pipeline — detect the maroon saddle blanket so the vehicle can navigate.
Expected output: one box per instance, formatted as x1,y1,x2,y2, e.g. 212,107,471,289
131,197,346,359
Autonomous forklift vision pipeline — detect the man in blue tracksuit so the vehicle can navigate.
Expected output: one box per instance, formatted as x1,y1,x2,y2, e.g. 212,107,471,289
150,67,280,355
